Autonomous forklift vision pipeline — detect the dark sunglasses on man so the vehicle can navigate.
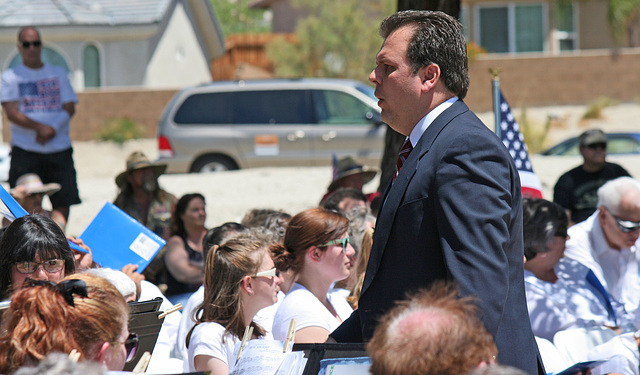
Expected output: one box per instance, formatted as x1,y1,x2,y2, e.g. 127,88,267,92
21,40,42,48
606,208,640,233
586,142,607,150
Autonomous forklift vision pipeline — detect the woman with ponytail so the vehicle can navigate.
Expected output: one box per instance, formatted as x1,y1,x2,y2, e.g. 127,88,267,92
0,273,131,373
186,231,282,374
271,208,355,344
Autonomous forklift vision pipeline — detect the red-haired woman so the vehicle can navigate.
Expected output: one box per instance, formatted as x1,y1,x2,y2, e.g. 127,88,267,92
271,208,356,343
0,273,133,373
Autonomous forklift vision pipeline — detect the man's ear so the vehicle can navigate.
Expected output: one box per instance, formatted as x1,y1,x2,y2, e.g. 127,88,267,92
598,207,608,227
419,64,441,92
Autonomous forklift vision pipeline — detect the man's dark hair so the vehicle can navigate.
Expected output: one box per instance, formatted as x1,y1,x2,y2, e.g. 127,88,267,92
522,198,568,261
379,10,469,99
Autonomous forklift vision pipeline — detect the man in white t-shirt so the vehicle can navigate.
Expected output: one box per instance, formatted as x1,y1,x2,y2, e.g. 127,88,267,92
1,26,80,226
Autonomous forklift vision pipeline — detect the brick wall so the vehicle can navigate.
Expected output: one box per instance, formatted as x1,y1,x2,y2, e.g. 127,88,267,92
466,49,640,112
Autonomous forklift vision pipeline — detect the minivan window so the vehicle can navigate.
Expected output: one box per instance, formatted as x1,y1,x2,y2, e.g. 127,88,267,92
234,90,312,124
174,90,312,125
314,90,371,124
174,92,233,124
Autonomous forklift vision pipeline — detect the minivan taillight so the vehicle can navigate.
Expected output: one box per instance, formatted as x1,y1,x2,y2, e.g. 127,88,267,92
158,135,175,158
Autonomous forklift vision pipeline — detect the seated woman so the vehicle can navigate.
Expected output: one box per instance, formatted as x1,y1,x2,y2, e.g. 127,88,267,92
523,198,634,341
0,215,79,301
271,208,356,343
0,273,132,373
186,232,282,374
164,193,208,305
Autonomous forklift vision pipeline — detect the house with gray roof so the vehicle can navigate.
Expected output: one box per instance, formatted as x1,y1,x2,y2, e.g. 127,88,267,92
0,0,225,90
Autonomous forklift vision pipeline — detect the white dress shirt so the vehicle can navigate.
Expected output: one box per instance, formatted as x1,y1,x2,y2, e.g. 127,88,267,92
564,210,640,313
524,258,633,341
587,331,640,375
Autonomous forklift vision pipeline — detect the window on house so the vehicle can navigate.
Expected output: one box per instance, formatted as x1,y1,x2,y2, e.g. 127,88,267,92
83,44,101,88
554,1,577,51
478,4,545,53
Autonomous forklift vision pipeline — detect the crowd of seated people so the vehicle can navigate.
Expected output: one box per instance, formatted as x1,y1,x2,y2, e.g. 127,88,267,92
7,150,640,375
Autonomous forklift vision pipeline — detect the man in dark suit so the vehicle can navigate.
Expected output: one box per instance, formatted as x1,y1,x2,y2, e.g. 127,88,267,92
329,10,543,374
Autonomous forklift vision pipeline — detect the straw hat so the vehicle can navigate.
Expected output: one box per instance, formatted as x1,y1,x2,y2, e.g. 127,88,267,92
115,151,167,187
11,173,61,196
328,156,378,191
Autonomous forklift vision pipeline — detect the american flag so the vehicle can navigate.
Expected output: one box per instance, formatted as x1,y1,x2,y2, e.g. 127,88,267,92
498,91,543,199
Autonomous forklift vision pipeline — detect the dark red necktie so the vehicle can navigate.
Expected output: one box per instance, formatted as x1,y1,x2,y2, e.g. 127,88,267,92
393,139,413,182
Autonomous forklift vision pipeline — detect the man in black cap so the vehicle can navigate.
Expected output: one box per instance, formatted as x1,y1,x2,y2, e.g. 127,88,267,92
554,129,631,224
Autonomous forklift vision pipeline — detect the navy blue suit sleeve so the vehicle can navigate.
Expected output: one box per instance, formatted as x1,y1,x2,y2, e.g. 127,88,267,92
433,128,520,338
330,310,363,343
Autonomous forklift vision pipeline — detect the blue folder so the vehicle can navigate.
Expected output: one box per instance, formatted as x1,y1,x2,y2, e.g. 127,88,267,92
78,202,165,272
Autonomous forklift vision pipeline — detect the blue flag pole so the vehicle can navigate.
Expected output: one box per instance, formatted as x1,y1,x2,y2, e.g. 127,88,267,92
491,70,502,139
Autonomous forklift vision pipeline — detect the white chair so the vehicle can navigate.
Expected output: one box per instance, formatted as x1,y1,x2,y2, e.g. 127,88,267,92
535,336,571,374
552,327,617,365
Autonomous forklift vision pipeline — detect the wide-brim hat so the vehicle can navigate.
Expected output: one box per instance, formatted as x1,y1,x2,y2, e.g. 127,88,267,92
11,173,61,195
328,156,378,191
115,151,167,187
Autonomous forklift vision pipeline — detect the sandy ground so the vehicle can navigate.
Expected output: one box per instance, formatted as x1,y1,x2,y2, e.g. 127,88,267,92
8,102,640,236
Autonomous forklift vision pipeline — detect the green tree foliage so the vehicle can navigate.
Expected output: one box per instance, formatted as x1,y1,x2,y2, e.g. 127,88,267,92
608,0,640,46
266,0,396,80
210,0,270,35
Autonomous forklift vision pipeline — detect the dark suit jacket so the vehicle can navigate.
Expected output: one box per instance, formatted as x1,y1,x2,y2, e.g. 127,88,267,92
331,100,543,375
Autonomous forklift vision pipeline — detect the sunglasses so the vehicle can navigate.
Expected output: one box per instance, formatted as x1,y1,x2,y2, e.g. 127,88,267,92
14,259,65,274
606,208,640,233
585,142,607,150
21,40,42,48
319,237,350,253
252,267,280,279
116,332,140,363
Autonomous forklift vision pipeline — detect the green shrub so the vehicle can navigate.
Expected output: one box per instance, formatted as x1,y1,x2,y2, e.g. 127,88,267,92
582,97,615,120
97,118,144,144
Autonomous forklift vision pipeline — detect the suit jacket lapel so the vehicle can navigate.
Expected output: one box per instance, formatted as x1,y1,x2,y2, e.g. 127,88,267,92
361,100,470,295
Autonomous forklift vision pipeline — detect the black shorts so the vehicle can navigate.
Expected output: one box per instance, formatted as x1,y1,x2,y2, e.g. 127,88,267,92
9,146,81,208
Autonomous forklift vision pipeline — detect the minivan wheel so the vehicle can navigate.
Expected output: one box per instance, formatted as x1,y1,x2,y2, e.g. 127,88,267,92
190,155,238,173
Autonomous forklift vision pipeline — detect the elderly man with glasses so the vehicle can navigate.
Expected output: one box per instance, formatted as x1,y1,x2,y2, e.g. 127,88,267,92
564,176,640,314
553,129,631,225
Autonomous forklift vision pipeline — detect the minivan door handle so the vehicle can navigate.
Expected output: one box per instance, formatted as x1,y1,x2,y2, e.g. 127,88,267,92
287,130,305,141
321,131,337,141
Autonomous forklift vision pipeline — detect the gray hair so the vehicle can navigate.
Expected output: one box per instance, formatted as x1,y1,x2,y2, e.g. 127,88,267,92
597,177,640,215
14,352,105,375
83,268,136,300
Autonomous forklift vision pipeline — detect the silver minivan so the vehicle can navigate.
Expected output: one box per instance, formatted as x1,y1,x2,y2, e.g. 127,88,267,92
157,78,385,173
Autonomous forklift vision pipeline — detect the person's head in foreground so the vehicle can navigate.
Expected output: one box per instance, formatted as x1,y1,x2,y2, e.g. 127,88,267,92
370,10,468,136
596,176,640,250
0,273,131,373
522,198,569,282
191,231,281,343
367,283,497,375
13,352,106,375
0,215,75,300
